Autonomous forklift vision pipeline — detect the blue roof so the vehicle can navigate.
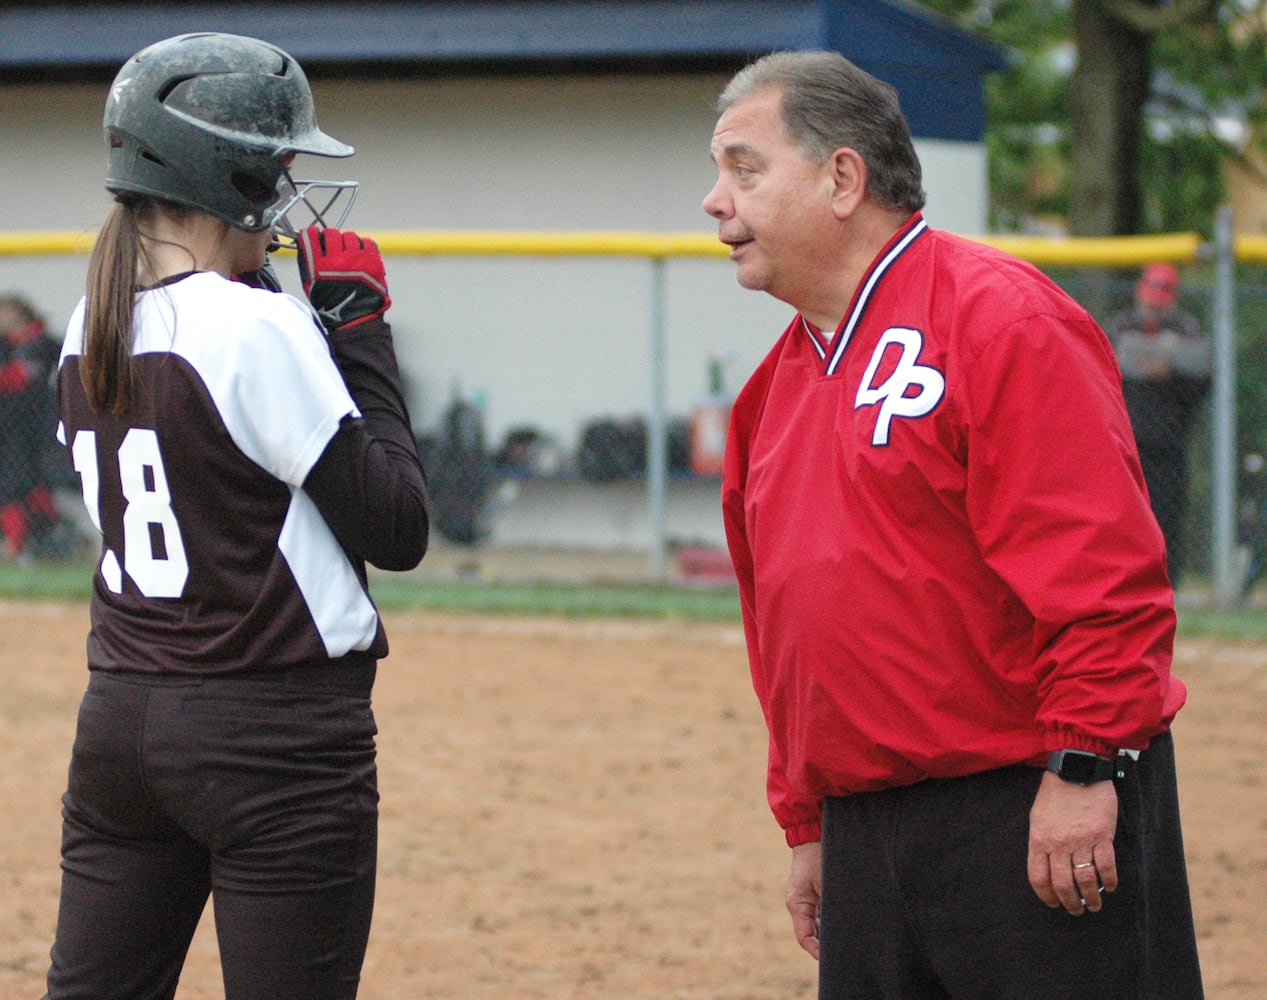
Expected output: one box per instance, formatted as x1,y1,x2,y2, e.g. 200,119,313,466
1,1,1007,141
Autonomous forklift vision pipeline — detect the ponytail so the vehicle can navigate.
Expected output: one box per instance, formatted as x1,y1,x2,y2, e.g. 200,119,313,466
82,200,143,414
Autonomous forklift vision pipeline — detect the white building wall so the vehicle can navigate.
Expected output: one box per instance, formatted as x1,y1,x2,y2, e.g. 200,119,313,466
1,71,991,477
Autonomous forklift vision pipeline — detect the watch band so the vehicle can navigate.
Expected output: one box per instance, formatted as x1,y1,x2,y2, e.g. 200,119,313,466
1046,749,1119,785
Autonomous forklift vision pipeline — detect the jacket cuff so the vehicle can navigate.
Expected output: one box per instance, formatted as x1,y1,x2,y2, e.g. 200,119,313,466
1043,731,1119,758
784,821,822,848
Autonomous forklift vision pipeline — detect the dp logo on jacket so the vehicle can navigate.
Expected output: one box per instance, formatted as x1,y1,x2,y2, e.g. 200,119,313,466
855,327,945,446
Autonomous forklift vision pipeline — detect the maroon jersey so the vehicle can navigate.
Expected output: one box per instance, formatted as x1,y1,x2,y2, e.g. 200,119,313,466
58,272,389,675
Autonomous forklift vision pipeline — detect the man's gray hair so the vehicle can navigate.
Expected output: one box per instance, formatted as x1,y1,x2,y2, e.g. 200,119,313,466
718,51,926,214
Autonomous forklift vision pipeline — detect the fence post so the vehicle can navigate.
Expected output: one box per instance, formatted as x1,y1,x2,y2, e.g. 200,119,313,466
647,256,668,583
1211,205,1238,606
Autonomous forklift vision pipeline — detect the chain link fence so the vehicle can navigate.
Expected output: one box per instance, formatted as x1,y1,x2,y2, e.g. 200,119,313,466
5,233,1267,601
1042,260,1267,603
0,258,91,564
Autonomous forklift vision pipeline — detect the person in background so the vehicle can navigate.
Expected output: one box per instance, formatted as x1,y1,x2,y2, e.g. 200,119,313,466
705,50,1203,998
44,32,428,1000
1103,262,1211,585
0,293,62,562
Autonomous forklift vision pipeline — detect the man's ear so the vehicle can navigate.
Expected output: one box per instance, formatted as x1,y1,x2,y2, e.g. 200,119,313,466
829,147,868,219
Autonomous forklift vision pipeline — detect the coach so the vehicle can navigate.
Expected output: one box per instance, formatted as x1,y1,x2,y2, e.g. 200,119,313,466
706,51,1204,997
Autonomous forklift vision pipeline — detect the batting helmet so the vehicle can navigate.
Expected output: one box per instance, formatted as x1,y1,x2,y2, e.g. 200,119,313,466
104,32,354,232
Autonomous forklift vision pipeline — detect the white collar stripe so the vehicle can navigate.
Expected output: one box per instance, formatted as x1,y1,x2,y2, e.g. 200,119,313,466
825,217,927,375
800,316,828,360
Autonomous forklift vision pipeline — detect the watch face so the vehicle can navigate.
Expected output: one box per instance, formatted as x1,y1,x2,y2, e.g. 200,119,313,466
1061,752,1099,783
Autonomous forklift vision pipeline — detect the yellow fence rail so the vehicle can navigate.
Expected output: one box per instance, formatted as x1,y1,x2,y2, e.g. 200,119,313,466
8,225,1267,270
5,227,1267,265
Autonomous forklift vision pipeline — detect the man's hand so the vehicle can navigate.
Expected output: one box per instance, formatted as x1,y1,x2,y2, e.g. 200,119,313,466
1027,770,1119,915
297,226,391,331
787,840,823,960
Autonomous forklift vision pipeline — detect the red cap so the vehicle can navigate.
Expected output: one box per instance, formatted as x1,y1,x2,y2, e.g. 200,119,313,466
1137,262,1179,307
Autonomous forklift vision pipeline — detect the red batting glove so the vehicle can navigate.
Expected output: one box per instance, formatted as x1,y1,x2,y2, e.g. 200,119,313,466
297,226,392,331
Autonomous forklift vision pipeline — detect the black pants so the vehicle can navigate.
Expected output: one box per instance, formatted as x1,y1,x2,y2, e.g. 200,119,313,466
818,732,1203,999
1137,440,1190,579
44,663,380,1000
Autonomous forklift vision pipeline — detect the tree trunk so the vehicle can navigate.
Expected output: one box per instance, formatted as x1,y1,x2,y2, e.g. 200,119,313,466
1069,0,1153,235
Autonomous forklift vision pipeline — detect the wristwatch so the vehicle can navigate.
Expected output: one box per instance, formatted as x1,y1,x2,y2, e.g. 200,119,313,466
1046,749,1118,785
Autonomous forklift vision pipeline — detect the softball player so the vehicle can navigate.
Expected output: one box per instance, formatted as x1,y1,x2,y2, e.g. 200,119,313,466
44,33,428,1000
706,51,1204,998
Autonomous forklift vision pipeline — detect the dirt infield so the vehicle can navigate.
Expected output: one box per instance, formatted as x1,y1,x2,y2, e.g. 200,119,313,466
2,600,1264,999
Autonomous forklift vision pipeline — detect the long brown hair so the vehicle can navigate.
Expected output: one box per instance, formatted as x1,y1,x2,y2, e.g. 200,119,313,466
81,197,196,414
82,200,145,414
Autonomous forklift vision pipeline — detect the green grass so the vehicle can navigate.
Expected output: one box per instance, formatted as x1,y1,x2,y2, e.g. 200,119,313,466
8,560,1267,635
0,561,96,601
368,573,742,619
1174,605,1267,639
0,560,742,621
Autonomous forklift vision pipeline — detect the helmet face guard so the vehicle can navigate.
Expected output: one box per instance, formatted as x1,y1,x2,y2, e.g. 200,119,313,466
268,172,360,249
104,32,354,231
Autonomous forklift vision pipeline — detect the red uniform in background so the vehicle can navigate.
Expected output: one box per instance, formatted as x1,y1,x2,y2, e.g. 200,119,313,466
0,297,62,561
